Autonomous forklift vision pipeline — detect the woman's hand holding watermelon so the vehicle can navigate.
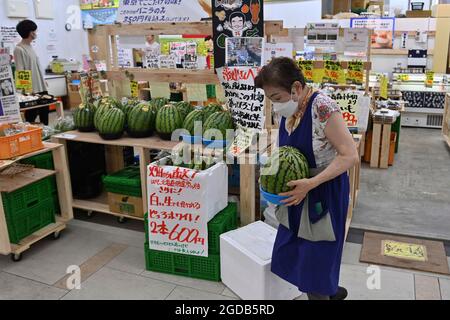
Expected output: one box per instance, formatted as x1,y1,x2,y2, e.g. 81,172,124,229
279,179,316,207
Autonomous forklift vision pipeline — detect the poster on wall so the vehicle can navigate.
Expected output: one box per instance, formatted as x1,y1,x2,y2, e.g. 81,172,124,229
117,0,211,24
225,37,264,67
343,28,369,53
216,66,265,131
350,17,395,49
213,0,264,69
306,23,339,46
0,53,22,124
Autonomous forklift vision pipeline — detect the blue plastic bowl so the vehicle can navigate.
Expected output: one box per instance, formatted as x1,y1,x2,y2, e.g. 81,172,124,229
181,134,202,144
259,186,289,205
203,138,229,148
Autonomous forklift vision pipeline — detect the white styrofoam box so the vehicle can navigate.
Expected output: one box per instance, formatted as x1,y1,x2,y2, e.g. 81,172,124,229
149,156,228,222
220,221,302,300
45,75,67,97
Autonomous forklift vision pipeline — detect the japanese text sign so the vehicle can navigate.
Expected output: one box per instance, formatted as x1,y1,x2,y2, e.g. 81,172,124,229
328,90,370,131
15,70,32,93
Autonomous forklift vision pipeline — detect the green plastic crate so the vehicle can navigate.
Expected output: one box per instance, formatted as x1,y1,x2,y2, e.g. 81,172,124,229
144,247,221,281
144,202,237,255
20,152,55,170
102,165,141,197
5,197,56,244
1,177,57,214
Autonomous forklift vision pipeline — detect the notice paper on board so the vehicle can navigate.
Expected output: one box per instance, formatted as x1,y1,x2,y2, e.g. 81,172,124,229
0,53,22,124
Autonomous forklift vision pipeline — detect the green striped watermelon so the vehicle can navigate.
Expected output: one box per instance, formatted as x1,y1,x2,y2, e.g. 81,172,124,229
74,103,95,132
97,108,126,140
203,111,234,140
155,104,182,140
174,101,194,119
150,97,170,110
127,102,157,138
260,146,310,195
94,100,115,130
202,103,224,122
183,109,204,136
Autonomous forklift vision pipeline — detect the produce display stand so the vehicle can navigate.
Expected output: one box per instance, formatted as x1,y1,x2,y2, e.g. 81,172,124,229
0,142,73,261
443,93,450,148
86,21,285,226
51,131,177,222
20,100,65,119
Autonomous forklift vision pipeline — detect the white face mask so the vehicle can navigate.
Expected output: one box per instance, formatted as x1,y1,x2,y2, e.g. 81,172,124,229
272,90,299,118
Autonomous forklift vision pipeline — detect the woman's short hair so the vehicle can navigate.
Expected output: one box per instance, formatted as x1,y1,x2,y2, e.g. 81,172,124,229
254,57,306,92
16,20,37,39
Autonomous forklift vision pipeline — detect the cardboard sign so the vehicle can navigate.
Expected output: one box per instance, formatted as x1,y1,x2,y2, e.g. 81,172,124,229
382,240,427,262
212,0,264,69
117,0,210,24
0,55,21,124
15,70,32,93
328,90,370,131
347,61,364,85
147,158,228,257
324,61,345,85
216,66,265,131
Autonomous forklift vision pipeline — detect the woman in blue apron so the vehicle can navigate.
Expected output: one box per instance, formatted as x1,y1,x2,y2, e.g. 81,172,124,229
255,58,359,300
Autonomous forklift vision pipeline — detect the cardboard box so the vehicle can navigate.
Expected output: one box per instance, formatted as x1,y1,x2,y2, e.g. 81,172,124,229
108,192,144,218
406,10,432,18
432,4,450,17
220,221,302,300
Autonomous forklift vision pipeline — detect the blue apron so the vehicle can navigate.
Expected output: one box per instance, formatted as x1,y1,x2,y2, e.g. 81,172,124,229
271,92,350,296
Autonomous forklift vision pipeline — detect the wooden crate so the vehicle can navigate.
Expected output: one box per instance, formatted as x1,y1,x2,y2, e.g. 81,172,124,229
368,123,397,168
442,93,450,148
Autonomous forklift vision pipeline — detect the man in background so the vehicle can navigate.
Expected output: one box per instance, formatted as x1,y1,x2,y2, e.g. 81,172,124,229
14,19,48,125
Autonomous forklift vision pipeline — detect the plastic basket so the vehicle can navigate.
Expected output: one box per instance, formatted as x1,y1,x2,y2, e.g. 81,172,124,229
102,165,141,197
20,151,55,170
5,197,56,244
1,176,57,214
144,248,221,281
0,125,44,160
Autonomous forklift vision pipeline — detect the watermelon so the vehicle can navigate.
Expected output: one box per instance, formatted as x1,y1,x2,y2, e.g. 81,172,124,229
74,103,95,132
94,99,115,130
150,97,170,110
182,109,204,136
97,108,126,140
203,111,234,140
127,102,157,138
260,146,310,195
174,101,194,119
202,103,223,121
155,104,183,140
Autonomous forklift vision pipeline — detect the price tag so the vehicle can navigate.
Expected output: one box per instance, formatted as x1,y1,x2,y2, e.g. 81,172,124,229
379,75,388,99
130,81,139,98
425,71,434,88
15,70,32,93
228,129,256,157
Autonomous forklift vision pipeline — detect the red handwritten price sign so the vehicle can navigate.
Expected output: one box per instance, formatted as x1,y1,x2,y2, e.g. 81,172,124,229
147,156,228,257
329,90,370,131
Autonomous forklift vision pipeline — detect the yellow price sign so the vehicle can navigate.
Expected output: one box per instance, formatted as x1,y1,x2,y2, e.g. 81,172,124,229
425,71,434,87
347,61,364,85
298,60,314,83
396,74,409,82
130,81,139,98
379,75,388,99
382,240,428,262
324,61,344,85
15,70,32,93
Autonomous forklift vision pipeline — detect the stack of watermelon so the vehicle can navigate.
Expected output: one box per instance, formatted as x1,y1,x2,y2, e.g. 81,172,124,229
73,103,96,132
155,104,183,140
260,146,310,195
127,102,158,138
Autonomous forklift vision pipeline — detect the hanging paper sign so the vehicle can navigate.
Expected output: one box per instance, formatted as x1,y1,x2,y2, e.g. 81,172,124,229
306,22,339,46
217,66,265,131
380,75,388,99
213,0,265,69
159,55,177,69
425,71,434,88
351,17,395,49
144,55,160,69
343,28,369,53
297,60,314,83
130,81,139,98
324,61,345,84
186,84,208,102
15,70,32,93
0,55,21,124
117,0,210,24
147,158,228,257
328,90,370,131
347,61,364,85
228,128,257,157
169,42,187,64
150,83,171,99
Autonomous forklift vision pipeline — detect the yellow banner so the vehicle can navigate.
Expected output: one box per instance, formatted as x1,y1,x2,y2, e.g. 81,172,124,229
15,70,32,93
324,61,345,84
347,61,364,85
382,240,428,262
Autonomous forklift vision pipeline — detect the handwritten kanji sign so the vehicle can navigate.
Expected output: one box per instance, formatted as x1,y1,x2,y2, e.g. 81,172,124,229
147,157,228,257
216,66,265,131
382,240,427,262
15,70,32,93
328,90,370,131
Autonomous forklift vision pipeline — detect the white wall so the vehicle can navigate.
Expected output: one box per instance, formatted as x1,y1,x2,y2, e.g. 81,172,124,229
264,0,322,28
0,0,89,72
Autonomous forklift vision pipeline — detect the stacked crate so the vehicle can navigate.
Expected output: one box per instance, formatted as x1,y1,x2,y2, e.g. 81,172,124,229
144,202,238,281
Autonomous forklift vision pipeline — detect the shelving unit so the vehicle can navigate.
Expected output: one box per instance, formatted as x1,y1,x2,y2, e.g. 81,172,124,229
0,142,73,261
20,101,65,119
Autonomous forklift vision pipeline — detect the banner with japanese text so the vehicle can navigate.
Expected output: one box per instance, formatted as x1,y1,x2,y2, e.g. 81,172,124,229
147,158,228,257
117,0,211,24
216,66,265,131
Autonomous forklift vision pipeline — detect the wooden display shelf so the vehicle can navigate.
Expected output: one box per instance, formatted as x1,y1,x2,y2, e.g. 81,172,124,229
73,192,144,222
107,69,219,84
0,168,56,193
0,143,73,257
20,101,64,119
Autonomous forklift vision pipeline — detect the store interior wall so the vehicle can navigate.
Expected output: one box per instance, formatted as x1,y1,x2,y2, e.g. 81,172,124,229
0,0,89,72
265,0,322,28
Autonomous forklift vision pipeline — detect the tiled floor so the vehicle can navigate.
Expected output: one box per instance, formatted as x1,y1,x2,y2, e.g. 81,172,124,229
1,219,448,300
